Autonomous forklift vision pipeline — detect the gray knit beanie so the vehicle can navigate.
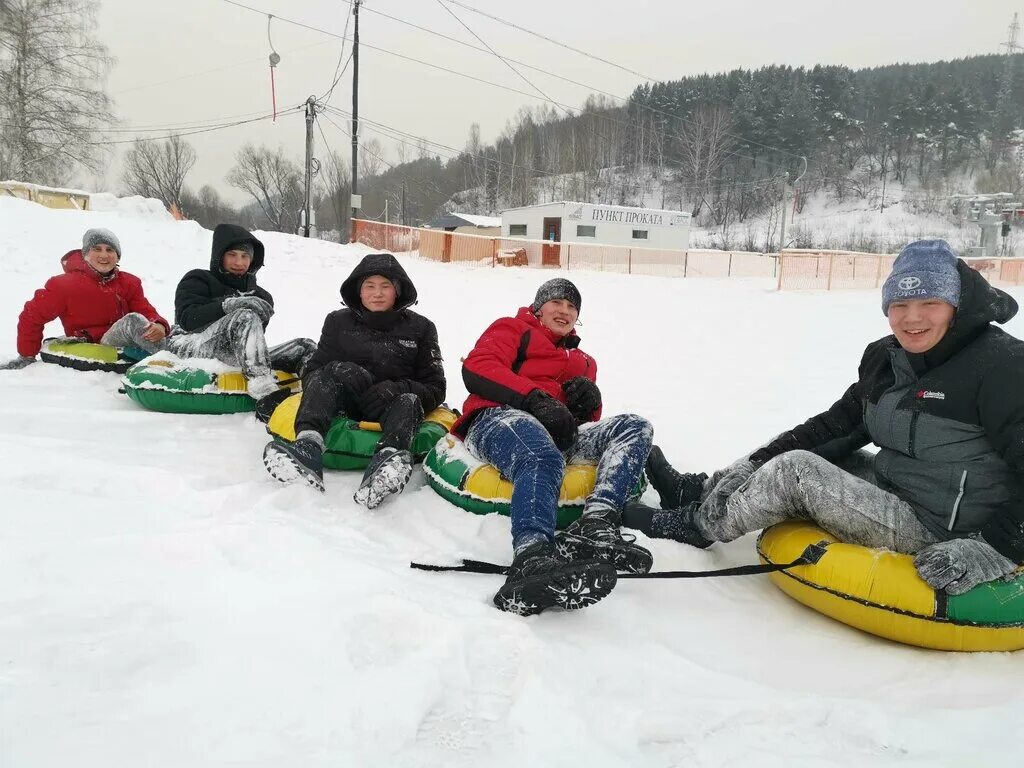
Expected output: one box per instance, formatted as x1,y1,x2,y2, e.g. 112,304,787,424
881,239,961,314
82,228,122,260
531,278,581,313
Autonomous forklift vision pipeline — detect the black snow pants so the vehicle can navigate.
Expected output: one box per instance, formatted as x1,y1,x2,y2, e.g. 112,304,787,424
295,361,424,453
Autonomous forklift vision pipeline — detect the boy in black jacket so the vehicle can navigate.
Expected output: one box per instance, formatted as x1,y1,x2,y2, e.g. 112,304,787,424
168,224,316,404
263,253,446,507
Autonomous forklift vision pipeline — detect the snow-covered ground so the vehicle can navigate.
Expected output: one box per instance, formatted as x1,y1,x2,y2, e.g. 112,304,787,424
2,195,1023,767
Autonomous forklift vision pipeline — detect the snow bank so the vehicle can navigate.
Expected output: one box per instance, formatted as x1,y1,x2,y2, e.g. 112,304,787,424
2,196,1024,766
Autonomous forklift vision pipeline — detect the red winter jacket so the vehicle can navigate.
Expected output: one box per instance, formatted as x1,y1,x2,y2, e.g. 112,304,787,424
16,250,169,357
453,306,601,437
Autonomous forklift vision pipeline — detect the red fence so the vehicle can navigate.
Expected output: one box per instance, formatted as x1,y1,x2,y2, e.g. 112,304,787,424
351,219,776,279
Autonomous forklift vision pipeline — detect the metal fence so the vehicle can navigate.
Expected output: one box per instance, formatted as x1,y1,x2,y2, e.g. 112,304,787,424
351,219,776,279
777,249,1024,290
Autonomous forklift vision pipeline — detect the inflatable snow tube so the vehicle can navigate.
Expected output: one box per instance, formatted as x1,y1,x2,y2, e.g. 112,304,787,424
423,434,647,529
39,339,148,373
266,392,458,471
121,354,299,415
757,521,1024,652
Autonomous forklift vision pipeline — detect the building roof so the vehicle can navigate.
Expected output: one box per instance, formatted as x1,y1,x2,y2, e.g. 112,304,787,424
500,201,691,219
428,212,501,229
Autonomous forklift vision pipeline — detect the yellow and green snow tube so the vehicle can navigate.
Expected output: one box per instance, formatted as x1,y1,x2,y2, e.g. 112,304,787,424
758,521,1024,652
266,392,457,471
423,434,647,529
122,358,298,415
40,339,148,373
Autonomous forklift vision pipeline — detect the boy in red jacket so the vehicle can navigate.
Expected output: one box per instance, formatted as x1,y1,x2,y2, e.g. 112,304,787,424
454,278,654,616
2,228,169,369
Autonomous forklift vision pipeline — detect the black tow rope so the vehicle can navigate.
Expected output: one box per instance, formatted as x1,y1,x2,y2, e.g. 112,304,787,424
410,542,828,580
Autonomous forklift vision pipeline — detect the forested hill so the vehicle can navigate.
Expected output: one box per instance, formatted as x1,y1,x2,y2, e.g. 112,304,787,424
353,53,1024,239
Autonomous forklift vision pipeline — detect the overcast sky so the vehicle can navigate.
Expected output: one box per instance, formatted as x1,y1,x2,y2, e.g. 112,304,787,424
94,0,1017,205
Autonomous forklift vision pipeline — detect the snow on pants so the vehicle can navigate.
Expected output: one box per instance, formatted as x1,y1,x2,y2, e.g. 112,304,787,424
294,361,424,453
465,406,653,548
99,313,166,354
700,449,941,553
164,309,316,379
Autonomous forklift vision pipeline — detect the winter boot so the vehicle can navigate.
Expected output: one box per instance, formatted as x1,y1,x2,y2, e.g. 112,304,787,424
263,434,325,492
622,500,713,549
557,510,654,574
493,540,617,616
353,447,413,509
254,387,293,424
646,445,708,510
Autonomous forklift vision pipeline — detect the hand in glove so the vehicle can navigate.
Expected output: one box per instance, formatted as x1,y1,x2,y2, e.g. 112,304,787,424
222,295,274,325
0,355,36,370
523,389,578,451
913,536,1018,595
562,376,601,423
357,380,409,422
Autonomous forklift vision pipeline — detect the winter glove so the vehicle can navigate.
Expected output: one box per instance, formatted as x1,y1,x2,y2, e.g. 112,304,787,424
0,355,36,370
913,535,1019,595
522,389,578,451
562,376,601,423
357,380,409,422
222,295,274,325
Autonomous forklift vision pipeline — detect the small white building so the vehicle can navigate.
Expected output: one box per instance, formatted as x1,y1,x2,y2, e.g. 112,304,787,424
500,201,691,250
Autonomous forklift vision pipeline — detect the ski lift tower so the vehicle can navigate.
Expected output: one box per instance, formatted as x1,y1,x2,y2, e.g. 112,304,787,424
956,193,1019,258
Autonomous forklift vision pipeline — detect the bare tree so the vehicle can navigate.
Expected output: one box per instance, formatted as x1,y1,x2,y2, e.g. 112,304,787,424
320,149,351,232
675,104,734,217
359,138,386,179
180,184,239,229
0,0,114,184
121,134,197,208
226,144,304,233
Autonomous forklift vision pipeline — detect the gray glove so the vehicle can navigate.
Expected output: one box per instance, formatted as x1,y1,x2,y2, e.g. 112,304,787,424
0,355,36,370
914,536,1018,595
222,295,274,325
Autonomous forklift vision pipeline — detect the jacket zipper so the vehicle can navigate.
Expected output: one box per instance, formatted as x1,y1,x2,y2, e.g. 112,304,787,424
907,410,920,458
948,470,967,531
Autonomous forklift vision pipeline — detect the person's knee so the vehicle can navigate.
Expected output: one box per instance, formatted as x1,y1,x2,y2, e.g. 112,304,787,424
225,308,262,334
323,360,373,390
620,413,653,442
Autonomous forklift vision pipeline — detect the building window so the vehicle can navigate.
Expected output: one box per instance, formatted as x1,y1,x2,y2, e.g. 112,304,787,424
509,224,527,237
632,229,649,240
576,225,596,238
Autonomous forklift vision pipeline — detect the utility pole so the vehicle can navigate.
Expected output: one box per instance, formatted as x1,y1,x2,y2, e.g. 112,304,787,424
349,0,361,242
302,95,316,237
777,172,789,253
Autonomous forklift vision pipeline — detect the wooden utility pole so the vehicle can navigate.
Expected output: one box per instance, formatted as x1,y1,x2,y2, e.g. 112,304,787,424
302,95,316,237
349,0,361,242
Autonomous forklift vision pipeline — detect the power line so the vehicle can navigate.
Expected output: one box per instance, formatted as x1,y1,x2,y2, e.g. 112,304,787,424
86,109,301,146
321,0,355,104
441,0,655,81
215,0,804,166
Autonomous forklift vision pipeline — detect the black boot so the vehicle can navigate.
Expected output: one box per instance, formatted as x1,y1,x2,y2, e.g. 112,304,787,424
353,447,413,509
254,387,293,424
622,500,713,549
557,511,654,574
645,445,708,510
493,540,617,616
263,437,325,492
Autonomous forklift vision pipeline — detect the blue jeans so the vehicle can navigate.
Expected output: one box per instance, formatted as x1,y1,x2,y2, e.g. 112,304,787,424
465,406,653,553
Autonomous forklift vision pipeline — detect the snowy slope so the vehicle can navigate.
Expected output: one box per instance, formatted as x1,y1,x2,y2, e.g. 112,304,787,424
2,196,1024,767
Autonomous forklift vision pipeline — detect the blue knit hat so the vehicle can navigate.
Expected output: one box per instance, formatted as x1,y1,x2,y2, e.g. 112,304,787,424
881,239,961,314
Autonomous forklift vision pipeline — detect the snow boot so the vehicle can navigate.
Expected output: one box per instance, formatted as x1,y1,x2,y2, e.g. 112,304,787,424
557,512,654,574
493,540,617,616
646,445,708,510
254,387,293,424
353,447,413,509
622,500,713,549
263,436,325,492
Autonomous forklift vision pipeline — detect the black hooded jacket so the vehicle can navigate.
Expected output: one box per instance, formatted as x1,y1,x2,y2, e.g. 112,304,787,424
303,253,446,412
750,261,1024,562
173,224,274,332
